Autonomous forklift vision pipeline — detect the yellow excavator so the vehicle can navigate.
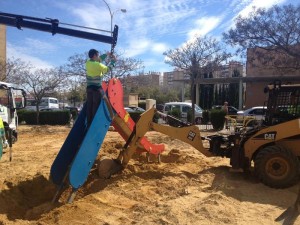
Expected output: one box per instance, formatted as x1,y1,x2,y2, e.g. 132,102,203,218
100,80,300,191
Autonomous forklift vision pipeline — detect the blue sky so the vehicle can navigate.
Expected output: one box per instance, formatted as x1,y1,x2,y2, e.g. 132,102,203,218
0,0,298,73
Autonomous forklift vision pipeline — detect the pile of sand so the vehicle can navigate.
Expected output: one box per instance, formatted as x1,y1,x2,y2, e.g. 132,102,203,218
0,125,299,224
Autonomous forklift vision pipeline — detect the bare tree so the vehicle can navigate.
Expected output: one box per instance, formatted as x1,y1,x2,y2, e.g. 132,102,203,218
223,4,300,72
61,51,144,82
1,57,32,82
164,36,231,124
10,67,66,124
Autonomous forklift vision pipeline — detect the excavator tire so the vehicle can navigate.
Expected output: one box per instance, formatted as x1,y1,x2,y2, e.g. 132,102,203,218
97,158,123,179
254,145,299,188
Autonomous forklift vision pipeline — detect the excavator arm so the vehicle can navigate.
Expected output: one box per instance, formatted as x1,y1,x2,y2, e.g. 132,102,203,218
117,108,213,167
0,12,118,46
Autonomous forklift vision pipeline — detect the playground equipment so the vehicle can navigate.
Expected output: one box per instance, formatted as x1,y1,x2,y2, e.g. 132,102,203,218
50,79,300,203
0,11,118,160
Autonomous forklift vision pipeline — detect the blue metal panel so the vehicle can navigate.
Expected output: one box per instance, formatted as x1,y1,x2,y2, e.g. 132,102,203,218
50,104,87,185
69,100,112,189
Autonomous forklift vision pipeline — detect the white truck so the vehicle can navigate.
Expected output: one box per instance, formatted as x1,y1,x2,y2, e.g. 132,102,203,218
0,81,26,145
26,97,59,111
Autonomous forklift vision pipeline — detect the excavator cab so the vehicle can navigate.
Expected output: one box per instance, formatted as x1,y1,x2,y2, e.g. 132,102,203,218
264,81,300,125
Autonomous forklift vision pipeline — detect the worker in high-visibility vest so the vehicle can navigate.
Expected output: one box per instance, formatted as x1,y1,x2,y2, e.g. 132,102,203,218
0,117,5,159
85,49,116,127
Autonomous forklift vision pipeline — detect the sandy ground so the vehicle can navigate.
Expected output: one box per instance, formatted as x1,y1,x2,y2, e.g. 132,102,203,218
0,125,299,225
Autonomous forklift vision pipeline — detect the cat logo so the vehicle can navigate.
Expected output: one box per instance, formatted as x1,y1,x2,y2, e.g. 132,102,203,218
264,132,276,140
187,131,196,141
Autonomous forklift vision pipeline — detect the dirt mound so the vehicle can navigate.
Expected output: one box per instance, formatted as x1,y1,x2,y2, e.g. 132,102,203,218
0,174,56,221
0,125,299,225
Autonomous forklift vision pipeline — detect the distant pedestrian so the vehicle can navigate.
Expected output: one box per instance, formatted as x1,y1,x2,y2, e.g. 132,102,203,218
222,101,229,129
222,101,229,115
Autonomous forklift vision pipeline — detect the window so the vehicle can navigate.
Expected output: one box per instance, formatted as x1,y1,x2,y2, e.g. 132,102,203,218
40,99,48,106
171,105,180,112
182,105,191,113
252,109,265,115
164,105,171,112
0,89,9,107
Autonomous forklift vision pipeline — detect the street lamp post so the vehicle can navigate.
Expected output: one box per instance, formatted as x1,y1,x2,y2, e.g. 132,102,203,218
102,0,126,78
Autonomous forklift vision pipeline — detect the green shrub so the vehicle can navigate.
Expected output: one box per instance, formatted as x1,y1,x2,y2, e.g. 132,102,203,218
202,110,210,125
168,108,181,118
69,109,79,120
23,111,37,125
153,113,160,123
39,111,70,125
17,109,28,124
167,108,181,127
187,109,193,123
23,110,71,125
210,109,226,130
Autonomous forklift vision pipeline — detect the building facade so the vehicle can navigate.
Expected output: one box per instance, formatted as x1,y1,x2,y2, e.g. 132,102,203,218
245,47,300,108
0,25,6,80
214,61,244,78
121,72,161,91
163,70,189,87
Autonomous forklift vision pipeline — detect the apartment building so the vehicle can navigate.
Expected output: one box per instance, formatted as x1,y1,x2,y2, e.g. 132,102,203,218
163,69,189,87
214,61,244,78
163,61,244,87
121,72,160,91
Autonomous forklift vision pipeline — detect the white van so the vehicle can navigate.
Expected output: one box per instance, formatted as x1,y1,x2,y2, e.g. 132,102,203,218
163,102,203,124
26,97,59,111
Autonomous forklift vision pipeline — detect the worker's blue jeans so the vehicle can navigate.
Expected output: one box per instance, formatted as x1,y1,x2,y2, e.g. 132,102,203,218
86,86,103,127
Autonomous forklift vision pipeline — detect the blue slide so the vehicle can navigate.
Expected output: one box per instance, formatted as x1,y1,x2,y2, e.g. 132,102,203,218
50,98,113,192
50,103,88,185
69,99,112,189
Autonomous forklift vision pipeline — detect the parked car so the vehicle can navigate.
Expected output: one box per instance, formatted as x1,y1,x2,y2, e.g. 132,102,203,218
155,104,164,112
124,107,135,113
64,106,79,113
163,102,203,124
212,105,238,115
127,106,145,112
237,106,267,123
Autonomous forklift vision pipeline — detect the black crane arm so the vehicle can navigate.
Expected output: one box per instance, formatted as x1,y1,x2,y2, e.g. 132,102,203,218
0,12,118,47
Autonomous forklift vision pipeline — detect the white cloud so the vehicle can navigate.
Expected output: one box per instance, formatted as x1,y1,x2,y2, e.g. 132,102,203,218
7,43,54,69
238,0,287,17
125,39,151,57
151,43,169,54
143,58,171,73
71,4,111,31
23,38,57,53
187,16,222,40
